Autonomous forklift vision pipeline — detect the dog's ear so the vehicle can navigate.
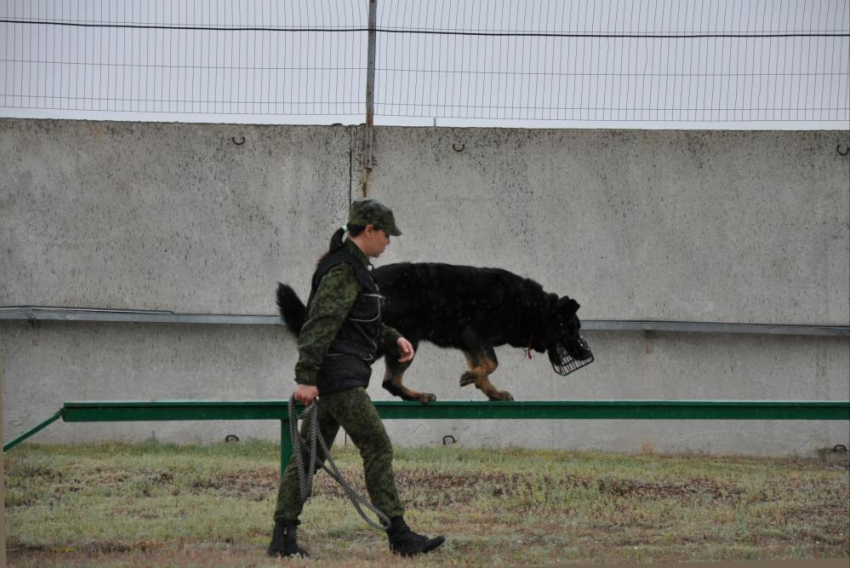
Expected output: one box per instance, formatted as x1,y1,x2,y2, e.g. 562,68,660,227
558,296,581,315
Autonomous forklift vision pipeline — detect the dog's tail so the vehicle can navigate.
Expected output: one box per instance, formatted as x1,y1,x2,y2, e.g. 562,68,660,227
276,283,307,337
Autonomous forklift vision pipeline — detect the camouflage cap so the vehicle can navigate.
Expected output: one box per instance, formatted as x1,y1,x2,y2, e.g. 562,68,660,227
348,198,402,236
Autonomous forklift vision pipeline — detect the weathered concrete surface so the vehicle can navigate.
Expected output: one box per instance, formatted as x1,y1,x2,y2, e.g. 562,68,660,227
1,120,352,313
368,129,850,325
2,120,848,455
369,331,849,456
2,321,847,456
1,320,293,444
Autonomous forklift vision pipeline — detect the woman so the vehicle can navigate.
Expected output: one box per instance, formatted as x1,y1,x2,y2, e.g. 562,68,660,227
268,198,445,558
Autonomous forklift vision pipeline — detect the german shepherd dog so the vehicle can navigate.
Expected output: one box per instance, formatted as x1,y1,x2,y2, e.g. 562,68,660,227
276,263,591,403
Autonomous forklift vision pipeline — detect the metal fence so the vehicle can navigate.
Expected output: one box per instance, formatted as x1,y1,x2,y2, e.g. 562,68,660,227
1,0,849,123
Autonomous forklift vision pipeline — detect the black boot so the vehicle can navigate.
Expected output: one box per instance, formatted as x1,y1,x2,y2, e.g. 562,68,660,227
267,520,310,558
386,516,445,557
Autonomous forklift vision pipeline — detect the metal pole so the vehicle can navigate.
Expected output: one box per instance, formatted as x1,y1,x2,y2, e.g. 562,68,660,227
364,0,378,173
2,410,63,452
5,307,848,337
1,321,7,567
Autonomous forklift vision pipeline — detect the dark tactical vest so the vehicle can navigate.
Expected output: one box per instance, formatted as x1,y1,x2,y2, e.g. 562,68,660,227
308,246,385,394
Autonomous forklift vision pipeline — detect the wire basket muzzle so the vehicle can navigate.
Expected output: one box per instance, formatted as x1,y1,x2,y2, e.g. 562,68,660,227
549,336,594,376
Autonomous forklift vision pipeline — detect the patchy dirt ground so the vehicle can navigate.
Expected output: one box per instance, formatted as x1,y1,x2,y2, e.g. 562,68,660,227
6,442,849,567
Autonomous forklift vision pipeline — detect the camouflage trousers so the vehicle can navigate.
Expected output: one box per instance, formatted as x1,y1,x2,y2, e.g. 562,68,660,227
273,386,405,523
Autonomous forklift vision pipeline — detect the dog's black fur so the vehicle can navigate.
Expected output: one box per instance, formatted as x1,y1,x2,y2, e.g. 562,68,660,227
277,262,588,402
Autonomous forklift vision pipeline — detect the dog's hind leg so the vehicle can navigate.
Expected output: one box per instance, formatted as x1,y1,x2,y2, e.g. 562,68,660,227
460,347,513,401
381,343,437,404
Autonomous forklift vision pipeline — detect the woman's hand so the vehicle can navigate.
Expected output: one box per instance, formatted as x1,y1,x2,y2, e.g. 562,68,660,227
294,384,319,406
397,337,415,363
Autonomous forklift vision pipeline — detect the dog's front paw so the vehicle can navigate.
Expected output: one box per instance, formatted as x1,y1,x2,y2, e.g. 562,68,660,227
459,372,476,387
417,393,437,404
487,391,514,402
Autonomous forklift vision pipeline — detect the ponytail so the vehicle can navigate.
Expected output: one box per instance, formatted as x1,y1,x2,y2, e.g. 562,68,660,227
317,224,366,264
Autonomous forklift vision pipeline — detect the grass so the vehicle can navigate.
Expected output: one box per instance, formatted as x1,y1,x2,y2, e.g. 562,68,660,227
4,440,849,567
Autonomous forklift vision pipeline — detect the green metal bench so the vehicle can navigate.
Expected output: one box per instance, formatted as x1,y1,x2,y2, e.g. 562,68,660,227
5,400,849,474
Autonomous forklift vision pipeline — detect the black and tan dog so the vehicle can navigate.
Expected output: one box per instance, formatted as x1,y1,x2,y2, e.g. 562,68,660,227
277,263,590,403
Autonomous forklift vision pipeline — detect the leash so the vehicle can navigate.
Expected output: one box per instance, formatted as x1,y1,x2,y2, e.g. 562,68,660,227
288,394,391,531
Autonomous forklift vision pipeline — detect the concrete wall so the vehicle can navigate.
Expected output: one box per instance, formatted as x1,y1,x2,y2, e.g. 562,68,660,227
2,119,848,456
368,129,849,325
1,120,351,313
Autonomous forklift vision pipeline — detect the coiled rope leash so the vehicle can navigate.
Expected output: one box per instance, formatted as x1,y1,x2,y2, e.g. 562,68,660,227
288,394,391,531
